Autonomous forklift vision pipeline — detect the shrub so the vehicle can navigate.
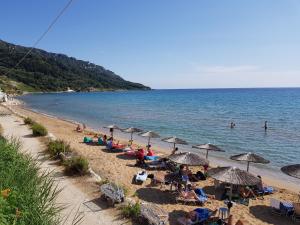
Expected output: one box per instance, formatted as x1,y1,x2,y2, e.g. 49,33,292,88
24,117,35,125
120,202,141,219
32,123,48,136
47,140,71,157
0,138,61,224
64,156,89,175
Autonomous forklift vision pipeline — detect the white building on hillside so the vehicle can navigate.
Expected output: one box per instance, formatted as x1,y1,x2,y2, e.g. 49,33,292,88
0,90,8,102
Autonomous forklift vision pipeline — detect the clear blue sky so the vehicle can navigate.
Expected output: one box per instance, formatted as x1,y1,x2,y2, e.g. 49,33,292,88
1,0,300,89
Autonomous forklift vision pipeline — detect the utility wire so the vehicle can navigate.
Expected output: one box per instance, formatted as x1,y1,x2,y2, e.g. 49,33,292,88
4,0,75,76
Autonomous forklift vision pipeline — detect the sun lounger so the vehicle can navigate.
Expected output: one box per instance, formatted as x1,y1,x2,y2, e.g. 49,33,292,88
146,160,167,170
176,190,207,205
177,208,213,225
270,198,287,215
125,150,137,157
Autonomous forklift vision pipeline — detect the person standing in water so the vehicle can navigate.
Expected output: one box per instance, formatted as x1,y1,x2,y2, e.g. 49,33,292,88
263,121,268,131
230,122,236,129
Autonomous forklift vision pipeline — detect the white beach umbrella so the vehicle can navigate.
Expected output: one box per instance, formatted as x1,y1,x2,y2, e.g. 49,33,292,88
139,131,160,147
230,152,270,172
122,127,143,143
162,136,188,152
192,143,224,159
104,124,120,139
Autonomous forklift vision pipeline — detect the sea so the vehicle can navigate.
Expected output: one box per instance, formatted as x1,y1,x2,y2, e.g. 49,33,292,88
18,88,300,185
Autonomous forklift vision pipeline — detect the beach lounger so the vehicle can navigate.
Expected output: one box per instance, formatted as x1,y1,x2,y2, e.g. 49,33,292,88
146,160,167,170
256,186,274,197
177,208,213,225
270,198,283,215
176,189,207,205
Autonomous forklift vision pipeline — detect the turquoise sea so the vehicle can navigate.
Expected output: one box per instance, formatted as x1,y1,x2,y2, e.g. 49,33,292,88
18,88,300,179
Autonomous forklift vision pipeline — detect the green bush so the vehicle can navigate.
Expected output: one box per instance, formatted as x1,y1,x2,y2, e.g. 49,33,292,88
64,156,89,175
120,202,141,219
0,138,61,225
23,117,35,125
47,140,71,157
31,123,48,136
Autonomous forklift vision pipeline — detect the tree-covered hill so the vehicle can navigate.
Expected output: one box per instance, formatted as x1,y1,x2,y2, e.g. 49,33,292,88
0,40,150,93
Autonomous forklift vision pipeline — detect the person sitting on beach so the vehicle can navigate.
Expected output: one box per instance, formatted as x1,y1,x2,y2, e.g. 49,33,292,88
171,147,179,155
178,184,202,202
180,207,218,224
103,134,107,145
239,186,256,199
135,148,145,166
147,148,154,156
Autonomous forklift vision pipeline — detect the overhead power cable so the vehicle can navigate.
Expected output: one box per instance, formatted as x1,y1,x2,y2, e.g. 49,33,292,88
4,0,75,76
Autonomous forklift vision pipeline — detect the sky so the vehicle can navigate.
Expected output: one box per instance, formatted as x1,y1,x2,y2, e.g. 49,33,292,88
1,0,300,89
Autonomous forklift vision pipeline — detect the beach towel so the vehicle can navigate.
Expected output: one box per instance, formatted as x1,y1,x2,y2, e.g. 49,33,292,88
83,137,92,143
98,138,104,145
194,208,211,222
194,188,208,203
144,155,159,161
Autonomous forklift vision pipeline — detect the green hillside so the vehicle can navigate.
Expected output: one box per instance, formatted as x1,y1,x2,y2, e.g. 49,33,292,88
0,40,150,93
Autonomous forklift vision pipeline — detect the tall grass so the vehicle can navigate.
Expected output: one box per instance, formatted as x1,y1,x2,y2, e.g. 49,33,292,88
0,138,61,225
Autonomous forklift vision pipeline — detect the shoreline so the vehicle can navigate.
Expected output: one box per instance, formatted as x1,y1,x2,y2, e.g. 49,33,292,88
12,103,300,193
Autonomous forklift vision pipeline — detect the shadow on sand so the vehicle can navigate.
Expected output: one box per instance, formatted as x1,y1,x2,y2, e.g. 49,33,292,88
249,205,296,225
136,187,175,204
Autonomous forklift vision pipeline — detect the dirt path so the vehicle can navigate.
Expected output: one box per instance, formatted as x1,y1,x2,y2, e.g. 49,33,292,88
0,109,128,225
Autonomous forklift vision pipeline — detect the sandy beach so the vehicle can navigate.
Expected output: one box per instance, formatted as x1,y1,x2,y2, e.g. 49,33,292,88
5,104,300,225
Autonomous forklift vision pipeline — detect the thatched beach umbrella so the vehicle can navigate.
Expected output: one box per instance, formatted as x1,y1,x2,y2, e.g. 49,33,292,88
140,203,168,225
208,166,260,200
168,152,209,166
281,164,300,179
230,152,270,172
104,124,120,139
140,131,160,148
122,127,143,144
162,136,188,152
192,143,224,159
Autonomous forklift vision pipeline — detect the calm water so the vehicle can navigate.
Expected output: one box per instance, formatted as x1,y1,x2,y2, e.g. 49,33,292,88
19,88,300,171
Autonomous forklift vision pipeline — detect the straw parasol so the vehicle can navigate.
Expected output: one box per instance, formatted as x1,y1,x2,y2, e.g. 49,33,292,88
208,166,261,200
140,202,168,225
192,143,224,159
122,127,143,144
162,136,188,152
281,164,300,179
230,152,270,172
104,124,120,139
139,131,160,148
168,152,209,166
